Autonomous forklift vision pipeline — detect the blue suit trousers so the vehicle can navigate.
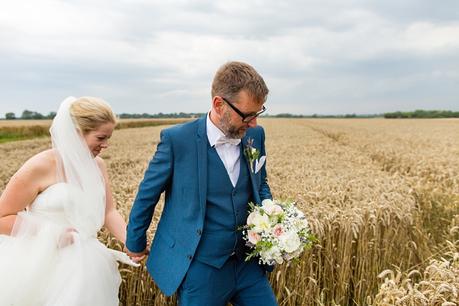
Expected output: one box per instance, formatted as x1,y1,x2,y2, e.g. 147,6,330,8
178,257,278,306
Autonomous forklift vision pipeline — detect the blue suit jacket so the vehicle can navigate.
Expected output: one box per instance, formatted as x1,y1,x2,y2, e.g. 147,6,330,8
126,116,272,296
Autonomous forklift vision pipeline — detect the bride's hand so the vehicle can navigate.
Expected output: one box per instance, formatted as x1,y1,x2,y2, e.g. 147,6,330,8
58,228,78,248
123,245,149,263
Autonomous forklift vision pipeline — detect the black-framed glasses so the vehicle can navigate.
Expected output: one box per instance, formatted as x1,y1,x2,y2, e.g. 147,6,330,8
221,97,266,123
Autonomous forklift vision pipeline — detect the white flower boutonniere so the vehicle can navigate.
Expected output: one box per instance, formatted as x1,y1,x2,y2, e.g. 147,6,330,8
244,138,266,174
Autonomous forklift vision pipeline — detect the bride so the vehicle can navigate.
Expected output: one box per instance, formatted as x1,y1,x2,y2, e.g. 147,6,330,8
0,96,139,305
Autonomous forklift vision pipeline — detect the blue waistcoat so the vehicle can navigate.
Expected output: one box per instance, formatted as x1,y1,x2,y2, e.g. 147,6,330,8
194,143,252,268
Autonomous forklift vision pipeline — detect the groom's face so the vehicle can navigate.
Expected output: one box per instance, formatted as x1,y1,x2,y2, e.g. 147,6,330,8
220,90,264,139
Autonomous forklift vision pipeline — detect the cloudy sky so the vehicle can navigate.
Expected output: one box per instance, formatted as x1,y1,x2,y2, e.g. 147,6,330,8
1,0,458,116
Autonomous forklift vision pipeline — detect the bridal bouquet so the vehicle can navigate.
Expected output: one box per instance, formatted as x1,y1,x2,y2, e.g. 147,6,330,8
242,199,314,265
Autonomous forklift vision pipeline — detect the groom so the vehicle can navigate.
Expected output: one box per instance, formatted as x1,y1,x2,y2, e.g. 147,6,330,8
125,61,278,306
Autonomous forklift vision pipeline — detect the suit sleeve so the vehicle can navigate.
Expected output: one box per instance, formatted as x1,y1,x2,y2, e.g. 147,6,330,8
126,129,173,252
258,127,272,201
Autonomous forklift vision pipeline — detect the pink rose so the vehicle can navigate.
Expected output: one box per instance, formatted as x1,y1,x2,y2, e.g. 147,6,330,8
247,230,261,245
273,224,284,237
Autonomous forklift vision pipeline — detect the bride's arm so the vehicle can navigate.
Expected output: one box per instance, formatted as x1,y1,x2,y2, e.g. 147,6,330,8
0,151,53,235
96,157,127,244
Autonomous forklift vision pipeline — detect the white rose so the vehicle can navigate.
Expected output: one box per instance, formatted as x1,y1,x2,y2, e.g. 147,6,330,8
261,199,274,207
266,204,283,216
293,208,304,218
270,246,284,264
247,211,257,226
260,245,283,264
294,218,309,231
271,204,283,215
279,231,301,253
251,213,271,233
261,199,283,216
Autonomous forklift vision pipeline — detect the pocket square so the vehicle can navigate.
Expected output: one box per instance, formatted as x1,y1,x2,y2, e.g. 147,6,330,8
254,156,266,174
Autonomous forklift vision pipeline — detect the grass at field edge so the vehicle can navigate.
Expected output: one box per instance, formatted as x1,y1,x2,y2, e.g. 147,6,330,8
0,119,191,144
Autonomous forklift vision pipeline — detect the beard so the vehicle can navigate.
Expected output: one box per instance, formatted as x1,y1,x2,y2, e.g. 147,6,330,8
220,110,248,139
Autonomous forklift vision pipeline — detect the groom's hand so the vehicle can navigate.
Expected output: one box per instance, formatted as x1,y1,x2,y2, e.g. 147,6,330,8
124,246,149,263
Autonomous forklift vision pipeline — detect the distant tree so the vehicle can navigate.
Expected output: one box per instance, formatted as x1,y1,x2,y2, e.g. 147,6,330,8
384,110,459,119
31,112,44,119
5,112,16,119
21,110,34,119
21,110,44,119
47,112,57,119
117,112,205,119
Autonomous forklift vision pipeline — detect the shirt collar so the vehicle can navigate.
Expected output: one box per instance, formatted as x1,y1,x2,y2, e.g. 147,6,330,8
206,112,226,147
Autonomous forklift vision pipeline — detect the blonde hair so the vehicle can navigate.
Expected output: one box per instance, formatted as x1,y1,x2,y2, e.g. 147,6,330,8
69,97,117,134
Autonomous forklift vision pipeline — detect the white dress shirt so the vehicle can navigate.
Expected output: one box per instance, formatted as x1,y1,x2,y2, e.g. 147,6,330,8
206,113,241,187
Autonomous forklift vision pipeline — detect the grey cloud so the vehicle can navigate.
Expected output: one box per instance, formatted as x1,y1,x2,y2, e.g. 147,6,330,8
1,0,459,116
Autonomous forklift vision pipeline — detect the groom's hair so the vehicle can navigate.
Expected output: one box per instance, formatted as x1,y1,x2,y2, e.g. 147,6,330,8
211,61,269,105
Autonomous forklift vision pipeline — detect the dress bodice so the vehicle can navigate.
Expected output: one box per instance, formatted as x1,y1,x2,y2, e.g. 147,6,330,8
28,183,71,226
30,183,68,212
28,182,104,233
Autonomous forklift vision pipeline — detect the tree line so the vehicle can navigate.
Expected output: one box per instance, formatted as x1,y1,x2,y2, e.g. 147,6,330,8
383,110,459,118
3,109,459,120
4,110,57,120
118,112,206,119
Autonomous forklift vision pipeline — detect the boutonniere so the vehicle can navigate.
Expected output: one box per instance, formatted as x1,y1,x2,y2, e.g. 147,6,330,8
244,138,266,174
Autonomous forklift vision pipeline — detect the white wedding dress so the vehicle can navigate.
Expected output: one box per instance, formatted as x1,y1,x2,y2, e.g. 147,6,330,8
0,97,133,306
0,183,125,306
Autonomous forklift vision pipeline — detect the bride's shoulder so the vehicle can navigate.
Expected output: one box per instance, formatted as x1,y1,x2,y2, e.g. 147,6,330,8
11,149,57,190
23,149,57,172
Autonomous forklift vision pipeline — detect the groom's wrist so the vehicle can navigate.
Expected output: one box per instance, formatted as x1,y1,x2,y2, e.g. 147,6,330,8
125,238,147,253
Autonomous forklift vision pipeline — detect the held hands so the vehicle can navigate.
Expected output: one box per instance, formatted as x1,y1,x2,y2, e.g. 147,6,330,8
123,245,149,263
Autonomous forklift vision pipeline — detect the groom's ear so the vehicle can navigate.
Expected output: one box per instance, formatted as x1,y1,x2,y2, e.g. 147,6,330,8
212,96,225,115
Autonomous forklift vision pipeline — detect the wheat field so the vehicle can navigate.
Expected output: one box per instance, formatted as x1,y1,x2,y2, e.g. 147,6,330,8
0,118,458,305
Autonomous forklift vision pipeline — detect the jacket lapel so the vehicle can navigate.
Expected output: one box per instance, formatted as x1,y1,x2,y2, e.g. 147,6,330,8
197,117,208,218
241,135,261,205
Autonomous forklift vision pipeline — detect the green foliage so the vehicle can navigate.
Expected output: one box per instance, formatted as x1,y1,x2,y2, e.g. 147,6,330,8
265,113,382,118
384,110,459,118
5,110,57,120
5,112,16,119
21,109,44,119
0,119,191,143
0,125,50,143
118,112,205,119
245,240,275,262
47,112,57,119
115,119,189,130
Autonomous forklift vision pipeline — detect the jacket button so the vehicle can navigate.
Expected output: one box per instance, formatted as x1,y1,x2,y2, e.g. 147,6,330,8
187,255,193,260
197,229,202,235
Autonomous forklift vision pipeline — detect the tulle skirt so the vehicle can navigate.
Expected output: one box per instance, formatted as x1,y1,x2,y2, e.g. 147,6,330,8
0,213,121,306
